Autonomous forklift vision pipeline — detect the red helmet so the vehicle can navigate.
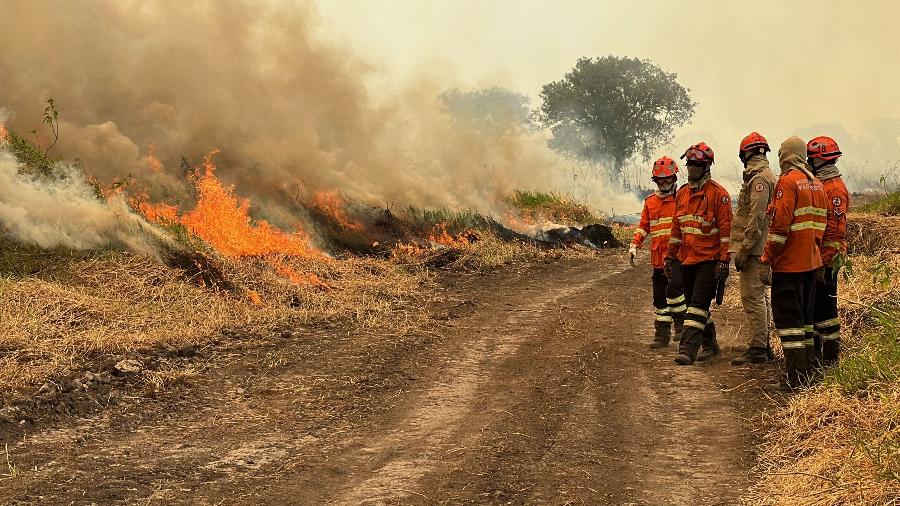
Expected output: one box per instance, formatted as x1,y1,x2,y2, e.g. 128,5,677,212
807,136,842,161
652,156,679,178
740,132,769,154
681,142,715,164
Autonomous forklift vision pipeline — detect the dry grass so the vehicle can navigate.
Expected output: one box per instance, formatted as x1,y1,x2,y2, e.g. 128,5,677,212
0,226,568,396
609,223,637,246
746,215,900,505
0,244,426,396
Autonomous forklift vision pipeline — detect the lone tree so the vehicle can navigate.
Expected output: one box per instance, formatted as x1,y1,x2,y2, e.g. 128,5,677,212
536,56,695,183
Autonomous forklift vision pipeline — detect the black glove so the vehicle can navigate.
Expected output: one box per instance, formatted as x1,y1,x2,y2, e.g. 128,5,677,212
734,249,749,272
664,257,674,279
759,262,773,286
714,260,729,281
815,268,826,285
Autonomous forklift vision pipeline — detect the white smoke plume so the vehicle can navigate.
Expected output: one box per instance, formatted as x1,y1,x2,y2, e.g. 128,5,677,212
0,149,159,252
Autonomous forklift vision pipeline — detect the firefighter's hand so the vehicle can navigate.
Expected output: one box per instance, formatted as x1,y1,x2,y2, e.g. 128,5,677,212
714,260,729,281
628,244,637,266
734,249,749,272
664,257,674,279
759,262,773,286
815,268,826,285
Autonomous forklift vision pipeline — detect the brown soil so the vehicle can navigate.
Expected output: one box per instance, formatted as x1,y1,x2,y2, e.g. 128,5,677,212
0,252,786,504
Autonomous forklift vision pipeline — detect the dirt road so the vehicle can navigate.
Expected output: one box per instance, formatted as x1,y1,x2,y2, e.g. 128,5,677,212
0,253,783,504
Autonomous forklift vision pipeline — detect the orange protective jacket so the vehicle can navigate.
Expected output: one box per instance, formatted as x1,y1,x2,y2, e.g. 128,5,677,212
666,178,733,265
632,191,677,269
761,168,828,272
818,168,849,267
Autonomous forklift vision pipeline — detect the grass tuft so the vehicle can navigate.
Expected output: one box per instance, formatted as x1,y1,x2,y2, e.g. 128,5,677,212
504,190,599,225
859,190,900,216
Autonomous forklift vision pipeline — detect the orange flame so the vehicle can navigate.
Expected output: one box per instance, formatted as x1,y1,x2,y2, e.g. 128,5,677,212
134,150,326,288
179,151,316,258
131,193,179,223
247,290,263,305
312,190,364,232
428,223,471,247
0,123,8,143
269,257,331,290
143,143,163,173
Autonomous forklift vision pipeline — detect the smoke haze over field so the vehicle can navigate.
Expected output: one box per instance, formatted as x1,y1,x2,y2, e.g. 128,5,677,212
0,0,637,233
320,0,900,189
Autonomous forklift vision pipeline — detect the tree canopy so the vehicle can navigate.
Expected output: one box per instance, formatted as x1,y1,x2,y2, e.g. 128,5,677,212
535,56,695,181
441,86,532,135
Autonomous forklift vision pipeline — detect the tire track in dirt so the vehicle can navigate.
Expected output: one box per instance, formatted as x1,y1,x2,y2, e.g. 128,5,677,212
333,260,622,504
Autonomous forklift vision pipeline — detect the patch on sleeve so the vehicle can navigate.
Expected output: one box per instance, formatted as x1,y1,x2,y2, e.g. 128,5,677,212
721,195,730,204
776,189,784,199
754,182,765,192
832,196,842,207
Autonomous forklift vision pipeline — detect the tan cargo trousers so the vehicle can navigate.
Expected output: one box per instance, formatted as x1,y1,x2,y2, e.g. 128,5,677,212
740,256,774,349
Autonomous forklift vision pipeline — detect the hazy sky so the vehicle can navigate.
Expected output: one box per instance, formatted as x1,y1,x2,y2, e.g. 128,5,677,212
316,0,900,170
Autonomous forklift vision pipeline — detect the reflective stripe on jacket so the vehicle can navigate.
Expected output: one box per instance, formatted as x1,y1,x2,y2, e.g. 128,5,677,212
820,174,849,266
666,179,733,265
632,192,677,269
761,169,828,272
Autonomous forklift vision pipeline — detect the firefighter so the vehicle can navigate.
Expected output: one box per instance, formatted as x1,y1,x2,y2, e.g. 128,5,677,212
807,136,849,367
630,156,685,348
730,132,777,365
759,136,828,388
666,142,732,365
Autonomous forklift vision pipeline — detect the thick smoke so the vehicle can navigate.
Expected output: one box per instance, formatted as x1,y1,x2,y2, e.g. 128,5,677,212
0,0,636,239
0,150,160,253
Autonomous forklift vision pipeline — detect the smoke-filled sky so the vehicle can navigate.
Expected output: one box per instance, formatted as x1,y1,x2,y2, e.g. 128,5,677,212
1,0,898,243
318,0,900,184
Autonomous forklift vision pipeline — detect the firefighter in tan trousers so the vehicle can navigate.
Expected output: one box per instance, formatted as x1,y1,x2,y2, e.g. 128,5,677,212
730,132,777,365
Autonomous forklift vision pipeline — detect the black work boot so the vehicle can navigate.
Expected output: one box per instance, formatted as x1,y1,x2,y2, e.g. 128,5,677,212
696,342,720,362
674,328,701,365
696,322,719,362
674,353,693,365
650,321,671,349
731,347,770,366
649,336,670,349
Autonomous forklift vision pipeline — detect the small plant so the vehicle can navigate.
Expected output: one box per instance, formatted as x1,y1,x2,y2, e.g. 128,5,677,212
42,97,60,155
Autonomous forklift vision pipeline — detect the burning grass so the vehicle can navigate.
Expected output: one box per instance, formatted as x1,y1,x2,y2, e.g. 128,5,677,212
747,215,900,505
0,131,601,399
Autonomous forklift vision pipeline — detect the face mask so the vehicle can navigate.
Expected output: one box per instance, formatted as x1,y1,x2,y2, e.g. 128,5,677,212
657,181,674,192
687,165,707,181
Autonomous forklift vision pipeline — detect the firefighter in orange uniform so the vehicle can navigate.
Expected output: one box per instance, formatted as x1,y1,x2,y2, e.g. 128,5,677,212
759,136,828,388
666,142,733,365
630,157,685,348
807,136,849,367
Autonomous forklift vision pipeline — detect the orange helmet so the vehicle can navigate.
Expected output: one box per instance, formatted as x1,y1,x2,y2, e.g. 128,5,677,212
807,136,842,161
740,132,769,154
681,142,715,164
652,156,679,178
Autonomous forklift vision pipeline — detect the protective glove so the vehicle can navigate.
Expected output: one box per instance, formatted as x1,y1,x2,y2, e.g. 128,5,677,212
815,268,826,285
759,262,773,286
714,260,730,281
734,249,749,272
664,257,674,279
628,244,637,266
